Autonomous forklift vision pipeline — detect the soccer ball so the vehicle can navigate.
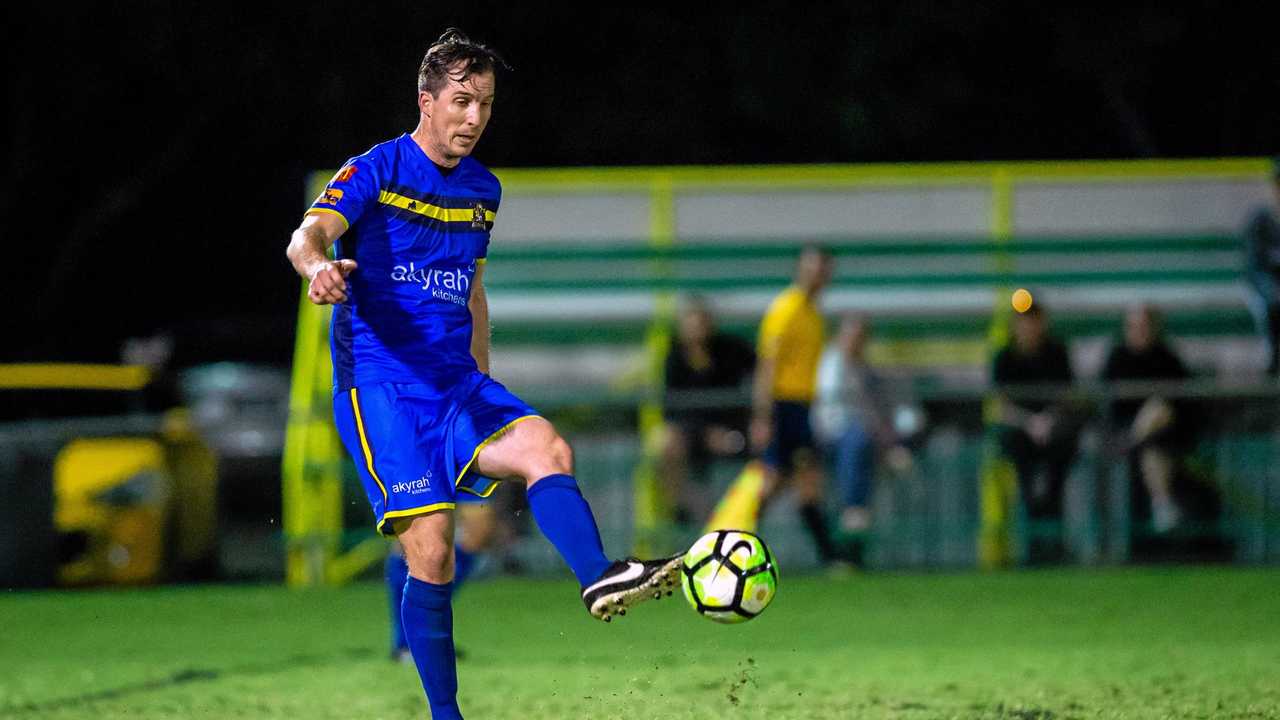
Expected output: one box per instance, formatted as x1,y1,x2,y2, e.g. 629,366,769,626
680,529,778,624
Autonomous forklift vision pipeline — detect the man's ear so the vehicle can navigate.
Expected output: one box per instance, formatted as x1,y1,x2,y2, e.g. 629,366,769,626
418,90,433,117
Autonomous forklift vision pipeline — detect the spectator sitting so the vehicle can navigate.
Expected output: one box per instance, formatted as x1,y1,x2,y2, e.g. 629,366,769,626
1243,157,1280,376
1101,304,1196,533
990,302,1079,562
660,297,755,523
812,314,912,535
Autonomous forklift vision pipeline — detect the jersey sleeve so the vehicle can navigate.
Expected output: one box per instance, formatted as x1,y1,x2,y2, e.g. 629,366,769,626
305,157,379,230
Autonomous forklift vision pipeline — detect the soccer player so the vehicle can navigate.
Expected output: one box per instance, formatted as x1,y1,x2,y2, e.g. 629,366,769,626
285,29,679,719
749,245,842,565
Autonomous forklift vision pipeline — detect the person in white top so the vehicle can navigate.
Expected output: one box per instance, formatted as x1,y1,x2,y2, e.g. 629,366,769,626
812,314,913,535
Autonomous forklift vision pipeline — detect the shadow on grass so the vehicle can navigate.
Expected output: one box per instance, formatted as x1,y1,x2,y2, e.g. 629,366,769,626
3,647,377,715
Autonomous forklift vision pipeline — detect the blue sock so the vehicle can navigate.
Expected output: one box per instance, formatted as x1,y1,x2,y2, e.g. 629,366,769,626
385,552,409,652
402,577,462,720
452,545,477,595
526,474,612,586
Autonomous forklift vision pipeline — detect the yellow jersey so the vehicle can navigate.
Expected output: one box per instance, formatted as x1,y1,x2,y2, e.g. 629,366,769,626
757,286,825,403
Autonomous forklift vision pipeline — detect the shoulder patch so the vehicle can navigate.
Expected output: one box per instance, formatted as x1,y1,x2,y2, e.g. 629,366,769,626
333,165,358,184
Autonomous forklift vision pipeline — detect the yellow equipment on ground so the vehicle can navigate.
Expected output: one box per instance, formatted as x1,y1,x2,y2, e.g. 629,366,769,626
54,437,171,585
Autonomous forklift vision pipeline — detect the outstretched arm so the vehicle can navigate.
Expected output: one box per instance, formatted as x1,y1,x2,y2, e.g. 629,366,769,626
750,354,777,451
469,263,491,374
287,212,357,305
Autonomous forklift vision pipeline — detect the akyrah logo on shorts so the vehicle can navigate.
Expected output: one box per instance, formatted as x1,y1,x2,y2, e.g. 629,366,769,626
392,472,432,495
390,261,475,306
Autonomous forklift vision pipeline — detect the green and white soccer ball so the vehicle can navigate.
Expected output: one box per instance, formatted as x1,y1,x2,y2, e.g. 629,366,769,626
680,529,778,624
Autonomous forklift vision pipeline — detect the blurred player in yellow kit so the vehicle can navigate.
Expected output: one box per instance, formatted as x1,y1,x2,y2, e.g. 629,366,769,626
747,245,844,565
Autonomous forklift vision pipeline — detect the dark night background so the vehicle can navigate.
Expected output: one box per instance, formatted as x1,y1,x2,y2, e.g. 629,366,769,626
5,2,1277,368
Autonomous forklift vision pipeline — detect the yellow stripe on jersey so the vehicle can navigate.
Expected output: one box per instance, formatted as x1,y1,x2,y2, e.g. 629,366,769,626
757,286,825,403
376,190,497,224
303,207,350,231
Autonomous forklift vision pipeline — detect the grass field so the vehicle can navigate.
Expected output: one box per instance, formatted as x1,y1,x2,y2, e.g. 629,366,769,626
2,567,1279,719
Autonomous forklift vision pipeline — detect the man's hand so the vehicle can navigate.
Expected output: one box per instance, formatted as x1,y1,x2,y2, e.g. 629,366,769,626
1132,396,1174,444
749,415,773,454
308,259,358,305
1026,411,1055,446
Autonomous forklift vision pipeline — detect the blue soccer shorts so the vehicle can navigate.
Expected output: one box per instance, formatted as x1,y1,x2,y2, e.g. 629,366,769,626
333,371,540,535
763,400,818,474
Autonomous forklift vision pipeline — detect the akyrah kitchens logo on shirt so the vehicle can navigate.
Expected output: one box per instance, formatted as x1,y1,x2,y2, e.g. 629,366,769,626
391,472,432,495
390,261,476,306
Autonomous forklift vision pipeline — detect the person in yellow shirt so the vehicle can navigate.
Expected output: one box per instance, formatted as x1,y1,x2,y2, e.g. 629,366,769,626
750,245,839,563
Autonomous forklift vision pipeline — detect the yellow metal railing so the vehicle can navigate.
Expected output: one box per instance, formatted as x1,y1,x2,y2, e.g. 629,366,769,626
0,363,152,391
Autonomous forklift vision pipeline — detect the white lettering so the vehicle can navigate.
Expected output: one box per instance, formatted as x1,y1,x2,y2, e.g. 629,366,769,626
388,261,476,306
391,474,433,495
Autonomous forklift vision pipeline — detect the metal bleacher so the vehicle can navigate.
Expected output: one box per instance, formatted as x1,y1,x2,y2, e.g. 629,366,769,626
458,159,1273,391
289,158,1277,581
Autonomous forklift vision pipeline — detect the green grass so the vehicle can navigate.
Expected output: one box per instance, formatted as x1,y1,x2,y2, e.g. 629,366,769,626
2,567,1279,719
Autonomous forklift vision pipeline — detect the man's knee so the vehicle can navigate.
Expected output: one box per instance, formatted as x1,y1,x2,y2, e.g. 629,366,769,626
522,421,573,481
401,535,455,583
546,433,573,474
394,516,455,583
511,440,574,490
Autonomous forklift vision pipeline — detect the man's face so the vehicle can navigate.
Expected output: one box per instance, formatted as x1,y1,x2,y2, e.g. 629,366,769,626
1124,307,1156,352
796,251,834,293
420,67,495,162
838,316,869,357
678,308,713,346
1013,312,1047,352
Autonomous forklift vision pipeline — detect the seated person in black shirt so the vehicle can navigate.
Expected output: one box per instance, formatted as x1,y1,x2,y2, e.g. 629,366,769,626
1102,304,1196,533
661,297,755,523
990,303,1078,560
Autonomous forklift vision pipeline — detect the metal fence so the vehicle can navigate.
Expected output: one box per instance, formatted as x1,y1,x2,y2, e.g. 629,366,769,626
545,379,1280,572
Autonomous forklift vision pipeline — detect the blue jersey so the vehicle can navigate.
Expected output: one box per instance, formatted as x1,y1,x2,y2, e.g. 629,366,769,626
306,134,500,391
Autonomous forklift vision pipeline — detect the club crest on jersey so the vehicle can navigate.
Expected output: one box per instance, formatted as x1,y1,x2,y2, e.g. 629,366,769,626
471,202,487,229
332,165,358,183
317,187,344,206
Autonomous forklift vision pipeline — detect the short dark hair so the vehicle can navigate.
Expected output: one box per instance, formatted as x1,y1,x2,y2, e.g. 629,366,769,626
800,243,833,259
679,294,714,319
1018,301,1045,318
418,28,509,97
